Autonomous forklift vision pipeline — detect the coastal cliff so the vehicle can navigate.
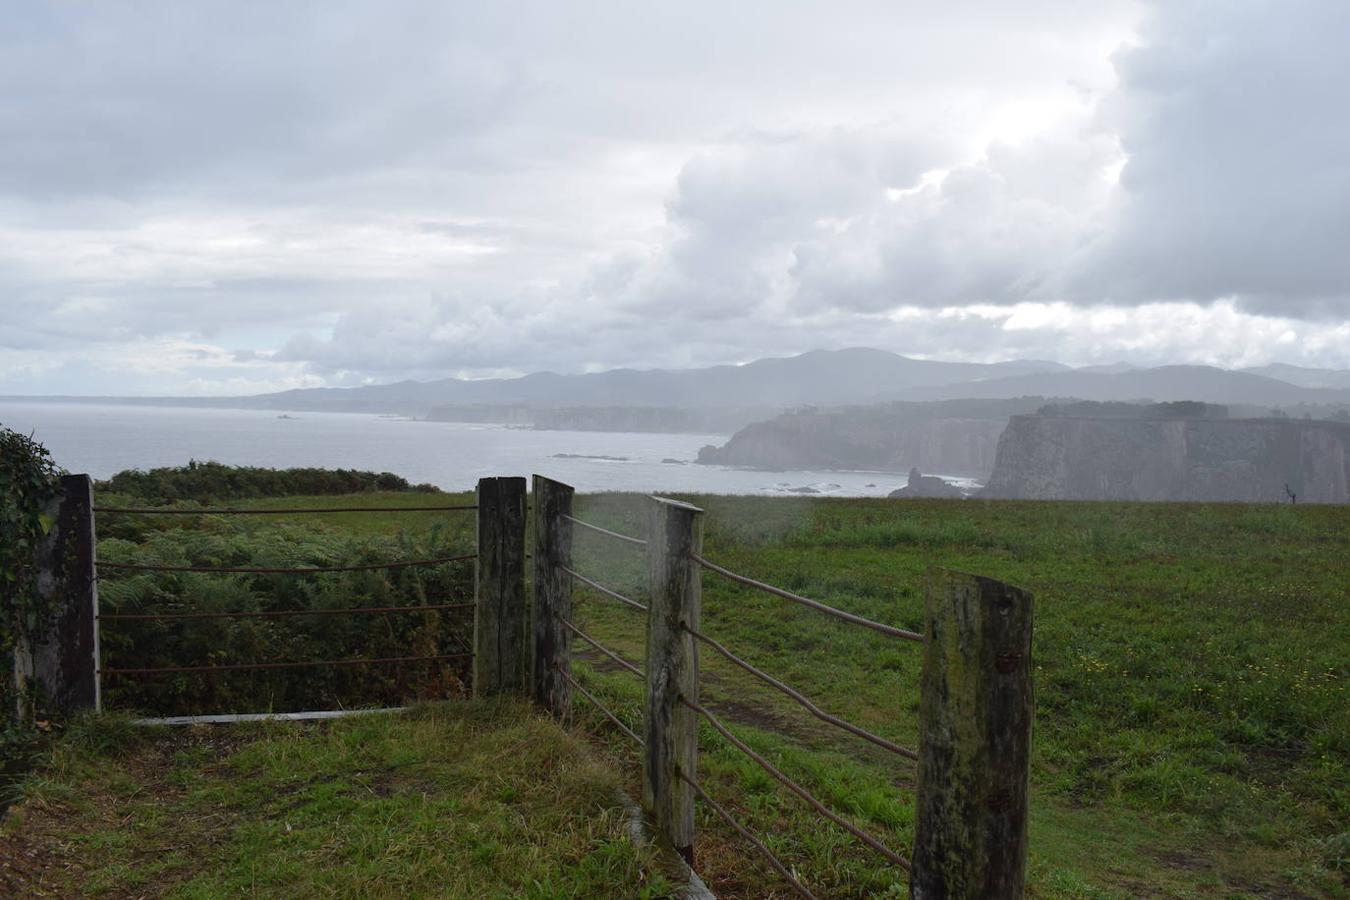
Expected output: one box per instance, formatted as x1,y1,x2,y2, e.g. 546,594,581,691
982,415,1350,502
695,399,1047,476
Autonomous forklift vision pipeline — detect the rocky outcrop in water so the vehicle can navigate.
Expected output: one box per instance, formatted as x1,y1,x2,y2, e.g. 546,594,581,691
889,468,965,499
982,414,1350,502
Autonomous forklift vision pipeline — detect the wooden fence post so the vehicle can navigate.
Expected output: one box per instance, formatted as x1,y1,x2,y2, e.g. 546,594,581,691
474,476,527,697
20,474,101,717
912,568,1034,899
644,495,703,865
531,475,574,717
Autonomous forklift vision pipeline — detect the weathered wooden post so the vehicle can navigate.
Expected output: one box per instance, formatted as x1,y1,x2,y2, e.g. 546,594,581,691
912,568,1034,899
16,474,101,718
531,475,574,718
473,476,528,697
644,495,703,865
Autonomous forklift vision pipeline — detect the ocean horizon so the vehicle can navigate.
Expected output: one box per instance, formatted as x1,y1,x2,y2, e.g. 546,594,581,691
0,401,975,498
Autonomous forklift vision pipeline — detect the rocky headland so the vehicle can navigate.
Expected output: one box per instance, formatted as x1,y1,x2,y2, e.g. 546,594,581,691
982,409,1350,502
695,398,1049,477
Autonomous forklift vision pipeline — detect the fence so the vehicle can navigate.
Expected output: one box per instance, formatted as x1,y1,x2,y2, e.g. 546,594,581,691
529,475,1034,898
17,472,1033,897
17,475,535,721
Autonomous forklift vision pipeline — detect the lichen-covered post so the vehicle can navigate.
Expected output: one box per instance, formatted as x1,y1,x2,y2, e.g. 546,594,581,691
28,474,101,714
644,495,703,865
912,569,1033,899
531,475,574,717
473,476,527,697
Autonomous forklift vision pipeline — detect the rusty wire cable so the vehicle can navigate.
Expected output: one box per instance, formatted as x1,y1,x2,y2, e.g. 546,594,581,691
558,667,644,747
676,768,817,899
101,652,473,676
690,553,922,643
96,553,476,575
681,695,912,872
99,602,475,622
563,514,648,547
562,619,644,679
557,564,649,613
683,624,917,761
93,505,478,515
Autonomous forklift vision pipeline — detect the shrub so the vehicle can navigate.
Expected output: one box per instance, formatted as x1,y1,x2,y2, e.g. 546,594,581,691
97,461,438,503
0,425,63,770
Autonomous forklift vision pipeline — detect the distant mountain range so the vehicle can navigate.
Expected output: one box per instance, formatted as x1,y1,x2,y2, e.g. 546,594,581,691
6,348,1349,424
889,364,1350,406
223,348,1072,413
1239,363,1350,390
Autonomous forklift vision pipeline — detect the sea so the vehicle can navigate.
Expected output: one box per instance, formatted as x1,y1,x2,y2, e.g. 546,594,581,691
0,402,977,498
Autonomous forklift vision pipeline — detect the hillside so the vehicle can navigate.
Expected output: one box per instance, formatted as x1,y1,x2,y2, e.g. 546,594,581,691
893,364,1350,406
224,348,1067,415
425,403,766,433
1241,362,1350,390
1,348,1068,417
5,483,1346,897
8,349,1350,435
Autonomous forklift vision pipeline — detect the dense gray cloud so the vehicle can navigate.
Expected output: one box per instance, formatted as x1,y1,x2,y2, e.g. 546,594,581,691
579,0,1350,322
1073,0,1350,316
1,0,1347,396
0,4,530,199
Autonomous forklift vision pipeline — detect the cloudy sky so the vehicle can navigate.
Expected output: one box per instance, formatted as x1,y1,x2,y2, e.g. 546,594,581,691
2,0,1348,396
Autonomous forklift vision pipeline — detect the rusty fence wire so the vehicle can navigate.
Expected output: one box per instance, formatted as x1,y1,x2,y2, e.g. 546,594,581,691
561,506,923,898
92,503,478,701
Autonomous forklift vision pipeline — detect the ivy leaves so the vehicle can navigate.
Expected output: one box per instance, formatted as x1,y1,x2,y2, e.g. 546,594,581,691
1,425,63,664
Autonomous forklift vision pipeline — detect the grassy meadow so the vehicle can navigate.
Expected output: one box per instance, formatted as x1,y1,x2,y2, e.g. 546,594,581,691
565,494,1348,898
1,699,673,898
6,487,1348,897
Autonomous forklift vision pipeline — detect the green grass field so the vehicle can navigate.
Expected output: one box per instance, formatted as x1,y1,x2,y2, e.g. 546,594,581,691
6,490,1348,897
1,700,674,898
565,494,1348,898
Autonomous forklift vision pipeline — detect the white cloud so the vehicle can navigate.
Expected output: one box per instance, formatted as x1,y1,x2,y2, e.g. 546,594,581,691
1070,0,1350,316
0,336,325,396
2,0,1348,396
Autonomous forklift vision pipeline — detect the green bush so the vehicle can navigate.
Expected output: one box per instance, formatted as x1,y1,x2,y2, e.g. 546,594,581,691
1,424,63,783
97,460,438,503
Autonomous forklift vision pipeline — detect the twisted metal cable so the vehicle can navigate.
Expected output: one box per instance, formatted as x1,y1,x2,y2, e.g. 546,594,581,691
691,554,922,643
557,564,649,613
563,514,647,547
102,652,472,676
676,769,817,899
97,553,476,575
682,696,912,872
562,619,644,679
100,602,475,622
684,624,917,761
558,667,644,747
94,505,478,515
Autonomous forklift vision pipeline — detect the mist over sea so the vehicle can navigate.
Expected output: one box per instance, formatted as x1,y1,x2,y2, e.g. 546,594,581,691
0,402,971,497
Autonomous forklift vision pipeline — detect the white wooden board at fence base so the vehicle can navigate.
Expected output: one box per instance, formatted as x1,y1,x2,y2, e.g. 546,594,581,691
133,707,408,726
614,787,716,899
